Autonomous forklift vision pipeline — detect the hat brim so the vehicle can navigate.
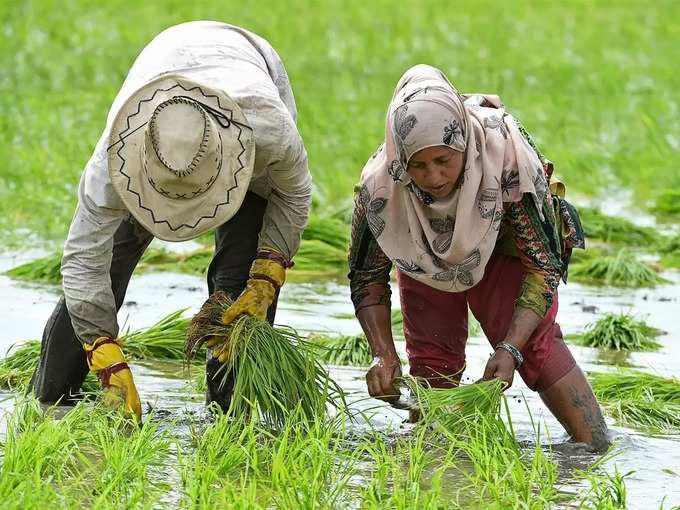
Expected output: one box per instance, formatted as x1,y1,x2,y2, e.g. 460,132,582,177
107,74,255,242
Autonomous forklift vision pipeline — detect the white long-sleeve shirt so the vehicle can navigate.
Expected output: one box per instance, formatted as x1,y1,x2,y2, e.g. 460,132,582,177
62,21,312,343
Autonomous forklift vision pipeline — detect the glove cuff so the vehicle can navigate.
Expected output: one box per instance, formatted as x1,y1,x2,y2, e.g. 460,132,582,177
97,361,131,388
84,336,126,371
250,252,288,289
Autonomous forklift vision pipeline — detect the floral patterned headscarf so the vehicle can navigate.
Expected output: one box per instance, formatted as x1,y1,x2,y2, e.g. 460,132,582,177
358,64,548,292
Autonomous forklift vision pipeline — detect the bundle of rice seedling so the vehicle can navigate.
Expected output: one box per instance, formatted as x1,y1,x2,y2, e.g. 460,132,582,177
0,341,41,390
5,252,63,284
589,370,680,432
570,249,669,287
659,234,680,269
652,190,680,220
0,309,194,393
302,215,350,250
578,207,660,246
569,313,664,351
409,378,506,434
308,333,373,366
0,341,98,393
185,291,345,427
137,247,212,276
290,239,347,276
121,309,192,360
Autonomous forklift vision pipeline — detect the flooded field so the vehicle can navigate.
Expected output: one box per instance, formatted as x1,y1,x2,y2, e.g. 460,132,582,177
1,248,679,508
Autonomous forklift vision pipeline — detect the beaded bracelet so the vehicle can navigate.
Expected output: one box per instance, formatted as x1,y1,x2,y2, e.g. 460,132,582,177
495,342,524,368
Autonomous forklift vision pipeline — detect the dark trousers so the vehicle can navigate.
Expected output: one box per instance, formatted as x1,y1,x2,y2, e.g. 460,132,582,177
30,192,276,411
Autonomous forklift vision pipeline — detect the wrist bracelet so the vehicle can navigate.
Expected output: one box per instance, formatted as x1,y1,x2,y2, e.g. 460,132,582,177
495,342,524,368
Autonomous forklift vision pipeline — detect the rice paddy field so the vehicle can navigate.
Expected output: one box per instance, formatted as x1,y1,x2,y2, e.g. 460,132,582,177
2,0,680,508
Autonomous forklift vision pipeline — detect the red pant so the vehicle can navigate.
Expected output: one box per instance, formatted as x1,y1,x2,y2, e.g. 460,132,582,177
398,253,575,392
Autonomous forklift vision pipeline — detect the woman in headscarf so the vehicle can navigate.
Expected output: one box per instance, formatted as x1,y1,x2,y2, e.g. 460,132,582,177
348,64,608,448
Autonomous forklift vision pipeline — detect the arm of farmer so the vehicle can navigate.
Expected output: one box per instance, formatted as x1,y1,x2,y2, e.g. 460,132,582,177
218,120,312,331
348,190,401,403
61,143,142,421
483,192,562,388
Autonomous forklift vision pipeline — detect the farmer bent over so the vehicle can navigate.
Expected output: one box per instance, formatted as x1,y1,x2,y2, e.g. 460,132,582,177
348,65,609,448
30,21,311,421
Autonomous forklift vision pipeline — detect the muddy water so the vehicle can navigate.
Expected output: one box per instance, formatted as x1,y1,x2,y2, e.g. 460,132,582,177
1,250,679,508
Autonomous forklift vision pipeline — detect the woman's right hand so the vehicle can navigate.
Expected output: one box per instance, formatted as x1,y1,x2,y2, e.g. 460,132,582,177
366,354,402,403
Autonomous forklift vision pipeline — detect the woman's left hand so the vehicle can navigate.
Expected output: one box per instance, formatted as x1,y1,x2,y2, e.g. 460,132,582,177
482,349,516,389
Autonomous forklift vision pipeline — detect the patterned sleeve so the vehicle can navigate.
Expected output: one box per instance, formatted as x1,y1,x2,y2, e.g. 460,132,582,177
504,192,564,318
347,189,393,313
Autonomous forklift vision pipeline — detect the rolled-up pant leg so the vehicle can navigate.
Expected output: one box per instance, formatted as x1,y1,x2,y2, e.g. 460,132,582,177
30,216,153,404
204,192,279,411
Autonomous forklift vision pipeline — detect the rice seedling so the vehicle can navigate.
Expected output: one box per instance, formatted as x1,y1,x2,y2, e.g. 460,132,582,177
358,427,453,509
178,408,359,509
136,247,213,276
570,249,669,287
4,252,63,285
569,312,664,351
120,308,193,360
659,234,680,269
288,239,347,277
578,466,631,510
0,399,171,508
0,309,194,393
652,190,680,220
0,341,42,391
185,291,345,427
302,215,350,251
410,378,506,436
577,207,660,247
589,370,680,432
307,333,373,366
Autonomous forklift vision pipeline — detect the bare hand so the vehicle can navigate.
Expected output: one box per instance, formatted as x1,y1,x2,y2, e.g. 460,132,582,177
482,349,516,389
366,355,402,403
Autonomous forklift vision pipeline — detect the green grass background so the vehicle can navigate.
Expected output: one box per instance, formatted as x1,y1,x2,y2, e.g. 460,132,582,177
1,0,678,244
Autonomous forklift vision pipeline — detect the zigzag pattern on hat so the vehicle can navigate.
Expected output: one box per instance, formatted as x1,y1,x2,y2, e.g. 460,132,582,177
110,81,252,232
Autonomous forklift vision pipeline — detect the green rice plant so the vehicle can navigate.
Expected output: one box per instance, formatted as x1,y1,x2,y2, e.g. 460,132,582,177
289,239,347,277
659,233,680,269
570,249,669,287
120,308,192,360
578,207,660,247
307,333,373,366
185,291,345,427
5,252,63,285
178,409,358,509
0,309,194,393
569,312,664,351
652,190,680,220
589,370,680,432
0,341,42,391
578,466,631,510
137,247,212,276
302,215,350,251
0,340,95,394
359,427,453,509
0,399,170,508
410,378,506,436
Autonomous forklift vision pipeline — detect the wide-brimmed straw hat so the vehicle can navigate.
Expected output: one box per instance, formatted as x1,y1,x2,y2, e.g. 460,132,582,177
107,74,255,241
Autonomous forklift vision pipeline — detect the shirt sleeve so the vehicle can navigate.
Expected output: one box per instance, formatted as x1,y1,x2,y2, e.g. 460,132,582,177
61,175,125,344
504,192,563,318
60,132,131,344
347,189,393,312
257,119,312,261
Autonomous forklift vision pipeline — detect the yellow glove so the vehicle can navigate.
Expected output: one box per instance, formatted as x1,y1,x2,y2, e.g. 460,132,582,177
84,337,142,422
209,251,289,363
